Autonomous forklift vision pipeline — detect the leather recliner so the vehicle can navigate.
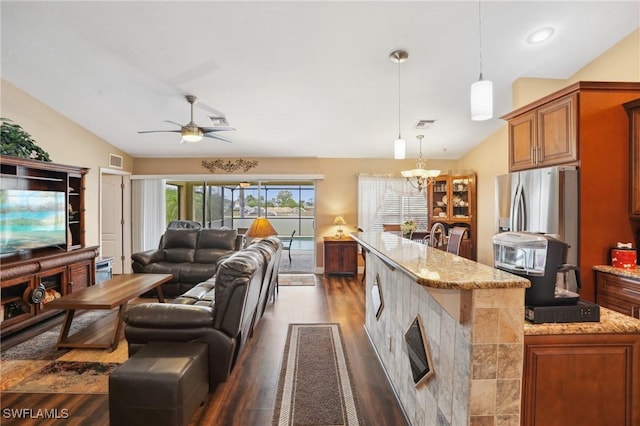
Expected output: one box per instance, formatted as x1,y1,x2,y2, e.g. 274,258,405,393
124,237,282,390
131,228,242,297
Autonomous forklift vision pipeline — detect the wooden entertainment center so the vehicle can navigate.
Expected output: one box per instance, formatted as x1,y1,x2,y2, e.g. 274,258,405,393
0,155,98,335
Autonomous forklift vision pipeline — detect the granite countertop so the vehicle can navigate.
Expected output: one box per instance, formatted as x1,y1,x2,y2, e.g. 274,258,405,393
593,265,640,281
352,231,530,290
524,306,640,335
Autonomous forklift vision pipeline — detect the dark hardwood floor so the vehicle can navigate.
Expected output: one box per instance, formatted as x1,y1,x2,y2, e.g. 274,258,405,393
1,275,408,425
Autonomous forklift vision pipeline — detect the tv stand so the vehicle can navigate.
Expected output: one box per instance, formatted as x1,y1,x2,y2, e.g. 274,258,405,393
0,155,96,335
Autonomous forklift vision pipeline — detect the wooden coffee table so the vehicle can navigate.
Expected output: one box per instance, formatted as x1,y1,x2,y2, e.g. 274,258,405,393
44,273,171,352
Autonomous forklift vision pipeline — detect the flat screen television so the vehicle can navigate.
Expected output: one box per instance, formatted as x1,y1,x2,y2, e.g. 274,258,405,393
0,189,67,255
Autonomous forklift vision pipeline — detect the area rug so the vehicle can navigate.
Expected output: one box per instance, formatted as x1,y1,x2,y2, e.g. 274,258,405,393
272,323,364,426
1,309,127,394
1,309,115,361
278,274,317,286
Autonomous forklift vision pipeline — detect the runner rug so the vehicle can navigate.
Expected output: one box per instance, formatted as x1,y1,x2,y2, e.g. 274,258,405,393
1,310,127,394
272,323,364,426
277,274,317,286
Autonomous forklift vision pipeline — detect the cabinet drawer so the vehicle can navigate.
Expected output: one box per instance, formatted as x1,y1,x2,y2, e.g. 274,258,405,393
597,293,640,319
597,273,640,304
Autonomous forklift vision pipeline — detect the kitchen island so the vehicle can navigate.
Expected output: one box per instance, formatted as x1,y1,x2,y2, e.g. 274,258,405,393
353,232,640,426
353,232,530,425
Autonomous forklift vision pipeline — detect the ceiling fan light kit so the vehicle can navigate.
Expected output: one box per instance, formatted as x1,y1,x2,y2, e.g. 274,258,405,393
181,125,203,143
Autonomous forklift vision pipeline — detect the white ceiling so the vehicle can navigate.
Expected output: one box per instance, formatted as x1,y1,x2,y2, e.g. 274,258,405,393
2,1,639,160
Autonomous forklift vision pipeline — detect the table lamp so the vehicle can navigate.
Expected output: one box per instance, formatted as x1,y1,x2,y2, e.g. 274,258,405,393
246,217,278,240
333,216,347,239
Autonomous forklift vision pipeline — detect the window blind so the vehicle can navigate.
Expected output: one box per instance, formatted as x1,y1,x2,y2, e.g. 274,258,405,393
357,175,429,232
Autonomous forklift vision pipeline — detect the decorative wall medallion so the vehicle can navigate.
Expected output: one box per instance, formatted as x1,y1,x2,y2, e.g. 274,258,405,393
201,159,259,173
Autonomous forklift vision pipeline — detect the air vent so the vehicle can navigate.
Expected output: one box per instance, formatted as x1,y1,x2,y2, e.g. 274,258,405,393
109,154,123,169
209,116,229,126
414,120,436,129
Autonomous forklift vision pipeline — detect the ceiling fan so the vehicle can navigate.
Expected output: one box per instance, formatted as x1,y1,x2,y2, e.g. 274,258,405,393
138,95,235,143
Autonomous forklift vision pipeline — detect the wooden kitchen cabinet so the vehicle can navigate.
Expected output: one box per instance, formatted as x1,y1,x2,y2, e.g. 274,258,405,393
596,271,640,319
505,93,577,171
324,237,358,276
427,172,477,260
522,332,640,426
502,82,640,303
624,98,640,219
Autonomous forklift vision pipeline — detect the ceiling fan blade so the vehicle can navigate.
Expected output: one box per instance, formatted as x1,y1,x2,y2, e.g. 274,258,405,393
164,120,184,128
138,130,182,134
200,126,237,133
203,132,232,143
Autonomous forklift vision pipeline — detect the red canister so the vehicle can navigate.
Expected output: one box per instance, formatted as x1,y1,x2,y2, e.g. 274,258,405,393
611,248,637,269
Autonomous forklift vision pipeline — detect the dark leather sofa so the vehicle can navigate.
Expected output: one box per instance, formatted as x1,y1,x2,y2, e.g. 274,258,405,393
131,228,243,297
124,237,282,390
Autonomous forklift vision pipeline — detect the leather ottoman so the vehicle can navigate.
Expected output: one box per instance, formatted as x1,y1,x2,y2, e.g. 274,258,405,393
109,342,209,426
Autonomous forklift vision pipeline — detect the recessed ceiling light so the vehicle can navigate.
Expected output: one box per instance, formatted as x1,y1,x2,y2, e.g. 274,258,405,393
527,27,555,44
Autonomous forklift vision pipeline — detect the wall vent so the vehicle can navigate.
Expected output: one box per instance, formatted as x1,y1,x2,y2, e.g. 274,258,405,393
109,154,123,169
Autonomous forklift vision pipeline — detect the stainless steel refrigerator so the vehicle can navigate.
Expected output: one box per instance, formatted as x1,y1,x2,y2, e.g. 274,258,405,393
495,166,579,265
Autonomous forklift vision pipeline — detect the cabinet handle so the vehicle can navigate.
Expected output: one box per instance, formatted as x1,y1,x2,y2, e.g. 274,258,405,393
622,287,640,297
531,145,535,163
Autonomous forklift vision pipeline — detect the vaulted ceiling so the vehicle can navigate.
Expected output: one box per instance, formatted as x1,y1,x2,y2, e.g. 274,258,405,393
2,1,638,159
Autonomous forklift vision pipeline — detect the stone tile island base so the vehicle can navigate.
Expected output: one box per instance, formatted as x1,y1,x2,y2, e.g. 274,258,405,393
355,232,528,426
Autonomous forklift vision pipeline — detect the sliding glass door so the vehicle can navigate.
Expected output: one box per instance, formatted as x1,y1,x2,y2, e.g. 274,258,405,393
166,180,316,273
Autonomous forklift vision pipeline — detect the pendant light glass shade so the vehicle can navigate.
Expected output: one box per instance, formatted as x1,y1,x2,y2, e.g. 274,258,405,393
470,0,493,121
394,138,406,159
470,77,493,121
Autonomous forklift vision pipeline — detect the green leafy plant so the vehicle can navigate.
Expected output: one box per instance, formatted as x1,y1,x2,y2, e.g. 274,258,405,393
1,118,51,161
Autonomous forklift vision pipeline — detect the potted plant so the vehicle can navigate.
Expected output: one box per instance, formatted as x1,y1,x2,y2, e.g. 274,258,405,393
1,118,51,161
401,220,417,238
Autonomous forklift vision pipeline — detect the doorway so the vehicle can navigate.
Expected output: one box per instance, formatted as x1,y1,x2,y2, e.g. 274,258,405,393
100,170,131,274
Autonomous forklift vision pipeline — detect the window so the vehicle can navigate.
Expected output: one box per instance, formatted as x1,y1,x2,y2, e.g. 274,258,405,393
358,175,429,231
231,183,315,238
165,183,179,223
165,181,315,238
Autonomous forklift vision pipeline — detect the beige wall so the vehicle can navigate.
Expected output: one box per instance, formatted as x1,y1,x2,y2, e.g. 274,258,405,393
134,156,458,267
459,28,640,266
2,28,637,268
1,79,133,248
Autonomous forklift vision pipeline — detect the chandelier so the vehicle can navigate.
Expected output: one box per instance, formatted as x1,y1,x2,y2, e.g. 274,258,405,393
401,135,440,192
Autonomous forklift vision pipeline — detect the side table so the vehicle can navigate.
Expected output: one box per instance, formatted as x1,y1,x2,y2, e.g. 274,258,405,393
323,236,358,276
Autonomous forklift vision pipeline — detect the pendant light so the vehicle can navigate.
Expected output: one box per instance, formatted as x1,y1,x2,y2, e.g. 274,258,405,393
470,0,493,121
390,50,408,159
